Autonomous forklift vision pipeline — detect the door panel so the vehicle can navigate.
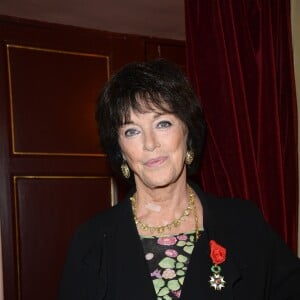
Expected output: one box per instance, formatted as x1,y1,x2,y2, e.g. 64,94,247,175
7,44,108,156
14,176,114,300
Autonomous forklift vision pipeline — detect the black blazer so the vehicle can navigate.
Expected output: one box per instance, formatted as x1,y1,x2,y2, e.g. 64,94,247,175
58,183,300,299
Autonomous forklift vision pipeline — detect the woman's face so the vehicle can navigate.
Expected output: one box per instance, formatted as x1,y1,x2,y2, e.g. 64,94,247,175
118,105,188,189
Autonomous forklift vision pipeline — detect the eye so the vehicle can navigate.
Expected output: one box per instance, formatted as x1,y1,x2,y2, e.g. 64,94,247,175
124,128,140,137
157,120,172,129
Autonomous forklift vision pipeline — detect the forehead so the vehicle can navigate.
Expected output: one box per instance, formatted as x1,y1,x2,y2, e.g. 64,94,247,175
120,96,173,123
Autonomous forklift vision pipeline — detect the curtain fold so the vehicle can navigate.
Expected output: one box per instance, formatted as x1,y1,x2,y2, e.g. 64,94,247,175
185,0,298,252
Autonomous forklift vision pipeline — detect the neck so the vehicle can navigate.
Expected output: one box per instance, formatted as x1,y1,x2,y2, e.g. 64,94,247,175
134,180,188,221
131,184,201,239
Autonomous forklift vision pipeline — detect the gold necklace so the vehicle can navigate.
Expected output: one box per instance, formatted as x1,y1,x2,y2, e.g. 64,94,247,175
130,185,200,240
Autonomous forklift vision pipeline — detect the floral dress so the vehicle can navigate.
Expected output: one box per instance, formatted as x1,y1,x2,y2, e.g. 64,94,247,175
140,231,202,299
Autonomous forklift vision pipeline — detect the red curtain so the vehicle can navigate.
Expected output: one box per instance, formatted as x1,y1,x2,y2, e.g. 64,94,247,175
185,0,298,252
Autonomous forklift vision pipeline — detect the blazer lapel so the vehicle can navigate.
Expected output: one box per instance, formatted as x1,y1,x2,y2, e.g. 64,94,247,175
81,231,109,300
181,183,243,300
180,230,211,299
105,199,157,300
81,198,156,300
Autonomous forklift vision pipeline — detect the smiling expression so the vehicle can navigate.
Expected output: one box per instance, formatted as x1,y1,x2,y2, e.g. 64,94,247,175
118,106,188,189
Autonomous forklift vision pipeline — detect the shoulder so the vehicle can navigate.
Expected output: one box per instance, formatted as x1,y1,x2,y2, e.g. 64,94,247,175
196,186,287,255
67,198,131,257
75,199,130,240
209,196,269,237
208,194,263,221
191,182,267,235
191,182,263,223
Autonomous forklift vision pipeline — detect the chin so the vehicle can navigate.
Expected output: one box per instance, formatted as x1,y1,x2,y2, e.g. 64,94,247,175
136,167,185,189
141,175,181,189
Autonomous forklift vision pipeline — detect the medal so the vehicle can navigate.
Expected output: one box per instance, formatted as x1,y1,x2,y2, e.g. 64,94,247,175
209,240,226,291
209,265,226,290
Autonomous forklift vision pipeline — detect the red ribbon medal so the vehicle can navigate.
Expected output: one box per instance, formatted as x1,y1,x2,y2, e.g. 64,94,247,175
209,240,226,290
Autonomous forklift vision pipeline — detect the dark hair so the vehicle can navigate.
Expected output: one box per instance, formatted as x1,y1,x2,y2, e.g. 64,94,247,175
95,59,206,182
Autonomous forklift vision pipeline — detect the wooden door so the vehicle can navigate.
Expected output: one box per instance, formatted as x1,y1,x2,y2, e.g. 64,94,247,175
0,16,185,300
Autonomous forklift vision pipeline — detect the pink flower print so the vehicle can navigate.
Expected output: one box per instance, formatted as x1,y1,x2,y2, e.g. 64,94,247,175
162,268,176,279
165,249,178,257
157,236,177,246
172,290,181,298
151,268,162,278
177,234,188,241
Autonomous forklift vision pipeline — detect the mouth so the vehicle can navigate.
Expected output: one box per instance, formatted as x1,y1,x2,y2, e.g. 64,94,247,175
144,156,167,167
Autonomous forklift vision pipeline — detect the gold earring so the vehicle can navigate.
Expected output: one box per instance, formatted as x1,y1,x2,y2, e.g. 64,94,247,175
185,150,194,165
121,161,130,179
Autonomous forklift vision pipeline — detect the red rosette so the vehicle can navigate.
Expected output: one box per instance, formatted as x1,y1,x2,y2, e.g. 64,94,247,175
209,240,226,265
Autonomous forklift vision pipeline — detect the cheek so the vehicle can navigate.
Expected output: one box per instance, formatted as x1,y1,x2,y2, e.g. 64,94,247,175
166,138,187,162
119,141,141,162
174,131,188,151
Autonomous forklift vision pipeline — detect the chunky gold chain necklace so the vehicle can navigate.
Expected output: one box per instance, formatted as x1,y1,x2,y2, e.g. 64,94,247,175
130,185,200,240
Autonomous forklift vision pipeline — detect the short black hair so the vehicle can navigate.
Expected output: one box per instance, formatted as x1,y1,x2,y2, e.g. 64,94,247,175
95,59,206,182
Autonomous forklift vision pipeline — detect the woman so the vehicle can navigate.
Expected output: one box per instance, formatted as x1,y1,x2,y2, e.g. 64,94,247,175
58,59,300,299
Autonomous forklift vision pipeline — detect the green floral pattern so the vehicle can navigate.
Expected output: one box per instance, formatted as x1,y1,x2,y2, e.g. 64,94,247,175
141,232,199,299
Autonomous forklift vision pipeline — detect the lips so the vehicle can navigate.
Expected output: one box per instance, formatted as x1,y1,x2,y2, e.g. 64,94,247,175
144,156,167,167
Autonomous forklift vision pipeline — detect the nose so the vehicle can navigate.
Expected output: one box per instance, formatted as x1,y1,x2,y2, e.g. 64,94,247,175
143,130,160,151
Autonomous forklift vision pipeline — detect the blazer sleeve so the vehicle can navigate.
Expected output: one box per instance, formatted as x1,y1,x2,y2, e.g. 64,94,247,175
258,209,300,299
240,201,300,300
215,197,300,299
